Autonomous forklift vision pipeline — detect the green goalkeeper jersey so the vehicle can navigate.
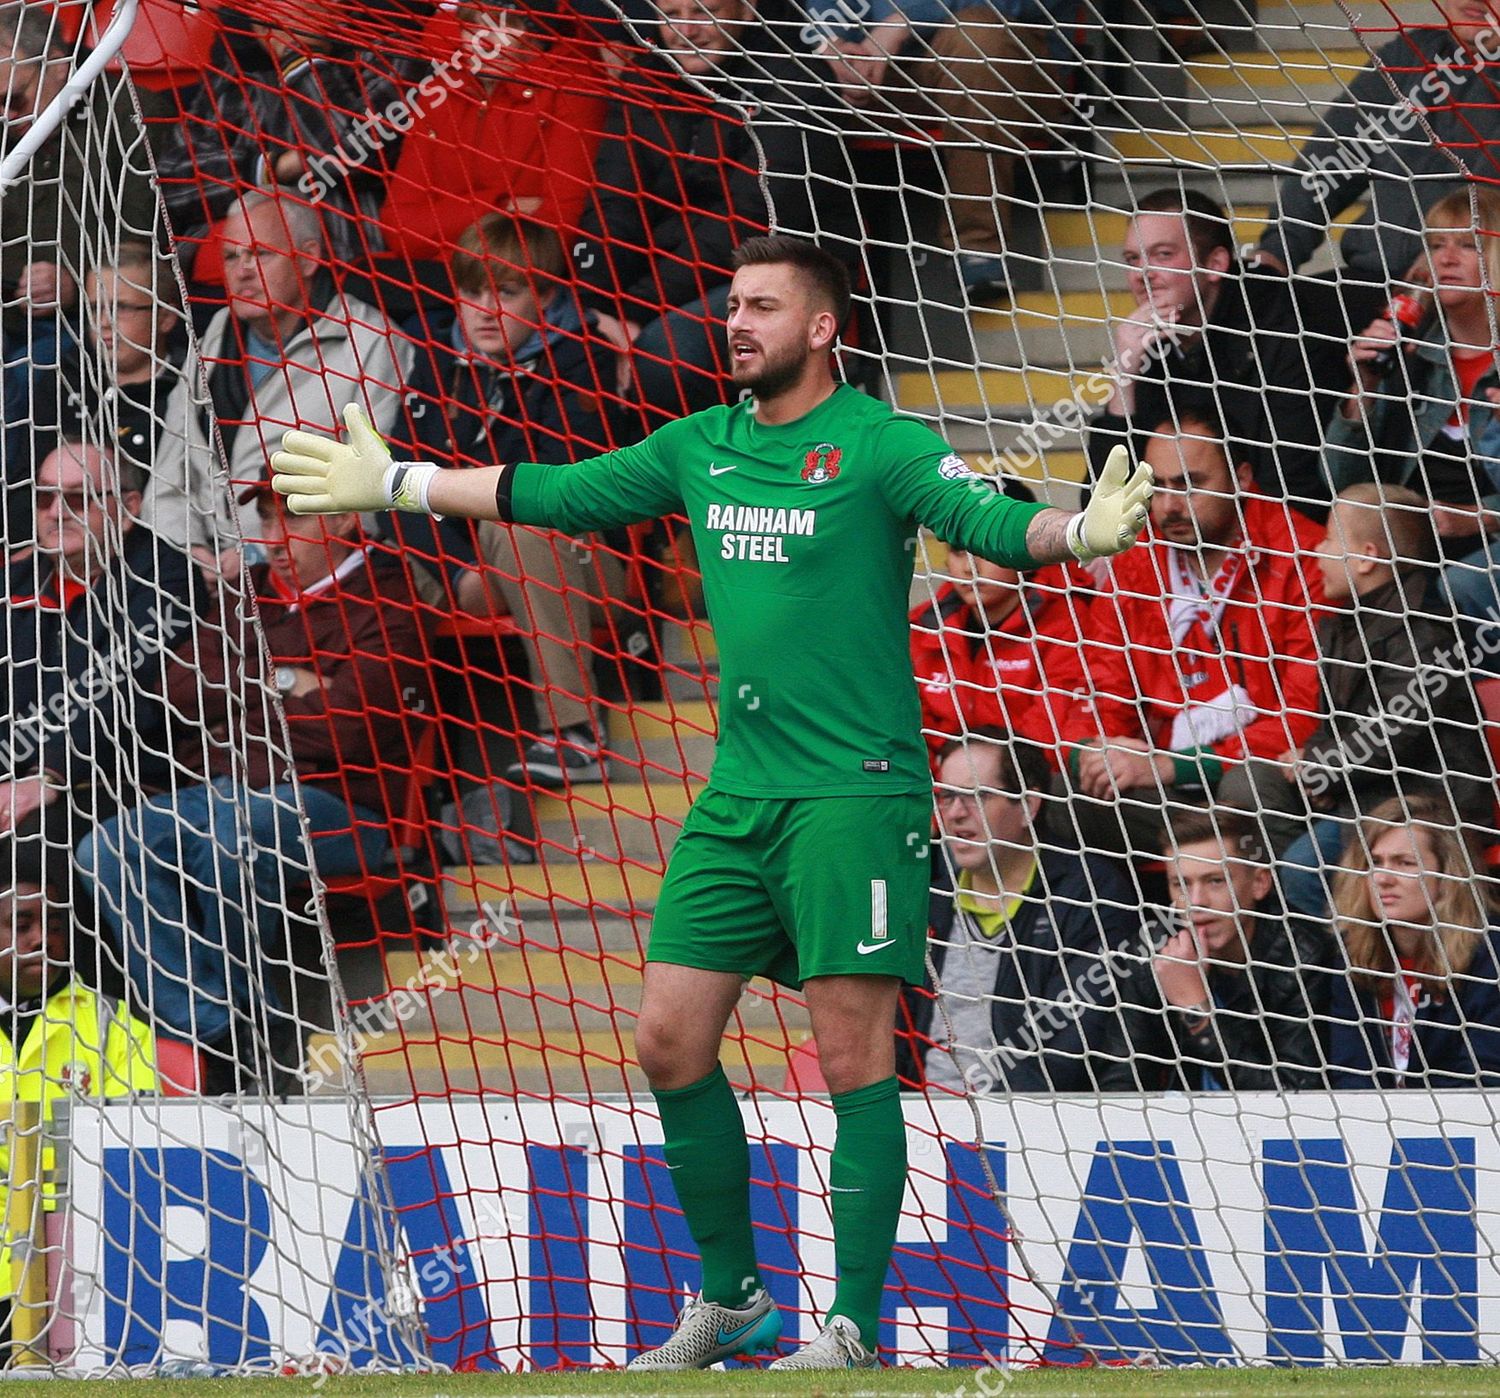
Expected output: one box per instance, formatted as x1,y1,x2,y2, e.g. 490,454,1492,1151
501,384,1047,798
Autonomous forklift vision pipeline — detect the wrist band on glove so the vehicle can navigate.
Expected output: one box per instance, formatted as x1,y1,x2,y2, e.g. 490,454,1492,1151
1065,512,1094,562
385,462,441,515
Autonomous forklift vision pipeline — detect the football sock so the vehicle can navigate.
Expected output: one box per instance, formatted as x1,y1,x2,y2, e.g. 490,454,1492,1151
828,1075,905,1348
653,1064,762,1307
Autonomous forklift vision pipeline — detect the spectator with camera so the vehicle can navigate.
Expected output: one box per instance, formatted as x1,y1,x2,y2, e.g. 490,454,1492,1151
1325,793,1500,1089
897,728,1135,1093
1094,808,1333,1092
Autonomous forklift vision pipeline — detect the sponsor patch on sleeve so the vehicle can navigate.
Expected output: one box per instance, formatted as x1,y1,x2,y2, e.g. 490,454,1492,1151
938,452,979,481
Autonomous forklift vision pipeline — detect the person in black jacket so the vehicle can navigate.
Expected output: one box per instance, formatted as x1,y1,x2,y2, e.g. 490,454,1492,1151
1086,187,1366,521
0,441,202,842
896,726,1137,1093
573,0,858,418
1325,792,1500,1089
395,214,632,788
1094,808,1335,1092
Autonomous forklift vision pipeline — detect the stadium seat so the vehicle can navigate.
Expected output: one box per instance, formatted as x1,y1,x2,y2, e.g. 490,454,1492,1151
783,1036,828,1093
55,0,223,90
322,724,446,943
154,1035,205,1095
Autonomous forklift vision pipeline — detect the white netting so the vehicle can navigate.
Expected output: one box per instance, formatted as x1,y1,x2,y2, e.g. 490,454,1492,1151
0,0,1496,1372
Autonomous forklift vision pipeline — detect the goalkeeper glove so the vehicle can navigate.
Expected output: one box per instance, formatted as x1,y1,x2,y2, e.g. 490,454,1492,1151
270,404,440,515
1066,445,1154,561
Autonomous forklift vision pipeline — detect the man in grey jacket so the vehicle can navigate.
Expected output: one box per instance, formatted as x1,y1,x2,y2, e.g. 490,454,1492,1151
1256,5,1500,281
149,193,410,577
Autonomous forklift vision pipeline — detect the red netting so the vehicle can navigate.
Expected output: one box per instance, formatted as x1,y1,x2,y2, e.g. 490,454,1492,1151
79,0,1045,1368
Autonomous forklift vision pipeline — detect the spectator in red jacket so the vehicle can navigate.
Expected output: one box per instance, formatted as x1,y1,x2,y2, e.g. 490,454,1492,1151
1062,403,1325,858
375,0,614,264
910,482,1087,770
75,489,432,1092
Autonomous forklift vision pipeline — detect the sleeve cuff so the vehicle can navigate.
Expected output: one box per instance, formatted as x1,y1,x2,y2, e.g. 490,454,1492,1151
494,463,518,523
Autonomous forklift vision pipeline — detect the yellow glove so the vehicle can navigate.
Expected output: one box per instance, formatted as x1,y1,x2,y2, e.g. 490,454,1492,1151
1067,445,1154,561
270,404,438,515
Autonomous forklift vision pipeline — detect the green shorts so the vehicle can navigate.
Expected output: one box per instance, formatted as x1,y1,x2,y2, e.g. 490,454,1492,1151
647,788,932,988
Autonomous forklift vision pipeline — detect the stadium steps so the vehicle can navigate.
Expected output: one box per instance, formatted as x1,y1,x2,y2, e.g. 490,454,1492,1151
309,985,809,1096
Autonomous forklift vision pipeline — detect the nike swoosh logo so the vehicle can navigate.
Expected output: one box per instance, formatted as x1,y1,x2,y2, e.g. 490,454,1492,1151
856,939,897,955
709,462,737,476
715,1315,764,1348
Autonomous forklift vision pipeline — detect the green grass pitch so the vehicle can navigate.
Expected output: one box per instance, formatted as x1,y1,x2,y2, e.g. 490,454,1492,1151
5,1369,1500,1398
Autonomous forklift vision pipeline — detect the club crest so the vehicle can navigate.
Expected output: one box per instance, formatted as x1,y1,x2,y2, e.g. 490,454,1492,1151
802,443,842,483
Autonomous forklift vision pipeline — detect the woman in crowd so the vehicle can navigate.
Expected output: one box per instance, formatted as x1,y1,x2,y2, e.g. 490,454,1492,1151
1325,793,1500,1089
1324,185,1500,656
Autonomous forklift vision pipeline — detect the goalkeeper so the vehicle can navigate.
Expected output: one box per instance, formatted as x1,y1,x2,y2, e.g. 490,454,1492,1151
272,234,1151,1372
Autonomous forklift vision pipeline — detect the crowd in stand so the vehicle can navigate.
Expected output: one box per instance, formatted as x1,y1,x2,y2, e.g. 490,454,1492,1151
1,0,1500,1096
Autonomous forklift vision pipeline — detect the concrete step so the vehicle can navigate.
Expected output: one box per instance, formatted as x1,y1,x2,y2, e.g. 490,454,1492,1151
309,1006,811,1098
894,365,1106,415
603,697,718,784
1105,121,1312,168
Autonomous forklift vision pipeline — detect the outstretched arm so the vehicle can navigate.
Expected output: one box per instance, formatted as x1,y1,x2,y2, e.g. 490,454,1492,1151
1024,447,1154,565
272,404,681,531
272,405,509,518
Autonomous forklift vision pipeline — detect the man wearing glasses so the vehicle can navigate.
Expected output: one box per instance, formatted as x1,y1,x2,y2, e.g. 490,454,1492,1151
897,725,1136,1094
149,191,410,576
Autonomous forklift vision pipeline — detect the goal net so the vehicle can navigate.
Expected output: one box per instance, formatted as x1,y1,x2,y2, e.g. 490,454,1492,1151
1,0,1497,1372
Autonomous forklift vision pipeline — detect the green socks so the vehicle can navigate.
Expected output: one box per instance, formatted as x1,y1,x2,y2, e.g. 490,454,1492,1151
829,1075,906,1349
653,1065,762,1306
653,1067,906,1345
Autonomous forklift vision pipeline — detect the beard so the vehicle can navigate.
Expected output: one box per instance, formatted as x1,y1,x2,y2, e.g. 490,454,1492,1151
732,339,811,402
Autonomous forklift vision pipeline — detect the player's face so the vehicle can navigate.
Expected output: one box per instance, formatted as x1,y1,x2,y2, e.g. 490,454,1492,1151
1438,0,1500,48
1369,826,1443,930
1122,213,1225,325
86,267,173,382
725,263,825,400
1144,432,1242,549
458,275,550,359
0,880,66,1004
935,747,1027,871
946,547,1021,625
35,444,116,575
1168,839,1271,962
657,0,749,75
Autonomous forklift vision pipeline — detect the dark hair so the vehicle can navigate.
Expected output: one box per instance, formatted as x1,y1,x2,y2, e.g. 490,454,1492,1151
934,725,1052,802
731,234,852,330
1136,393,1242,477
1135,187,1236,264
1160,806,1269,866
451,213,567,296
